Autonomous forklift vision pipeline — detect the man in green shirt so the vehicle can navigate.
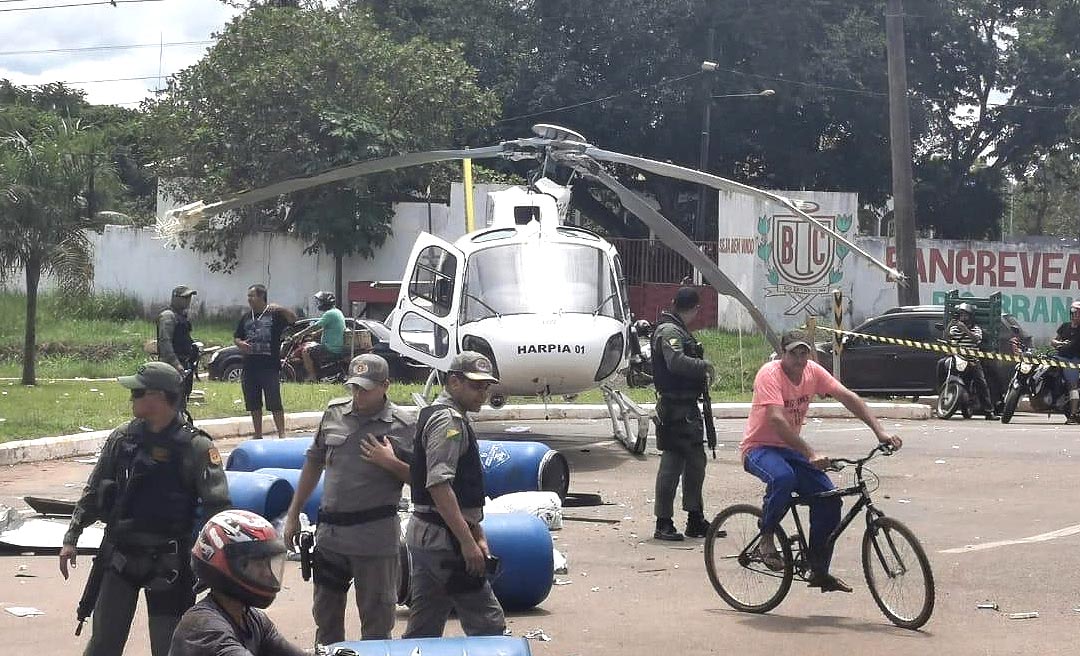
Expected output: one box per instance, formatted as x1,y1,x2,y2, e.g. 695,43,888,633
300,291,347,381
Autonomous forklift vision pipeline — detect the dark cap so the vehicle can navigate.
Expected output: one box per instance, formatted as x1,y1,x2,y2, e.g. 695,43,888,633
780,329,812,353
172,285,197,298
449,351,499,383
118,361,183,394
345,353,390,390
674,287,700,311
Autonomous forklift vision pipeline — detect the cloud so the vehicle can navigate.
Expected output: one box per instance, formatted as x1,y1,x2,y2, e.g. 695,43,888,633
0,0,241,105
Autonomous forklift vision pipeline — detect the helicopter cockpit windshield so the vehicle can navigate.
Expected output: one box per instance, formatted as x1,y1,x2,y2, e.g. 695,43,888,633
462,242,623,323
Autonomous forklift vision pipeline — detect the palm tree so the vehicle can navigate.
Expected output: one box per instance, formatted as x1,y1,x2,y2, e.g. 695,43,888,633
0,117,120,385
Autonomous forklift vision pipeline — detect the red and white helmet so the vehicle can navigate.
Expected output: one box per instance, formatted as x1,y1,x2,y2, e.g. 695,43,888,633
192,509,286,609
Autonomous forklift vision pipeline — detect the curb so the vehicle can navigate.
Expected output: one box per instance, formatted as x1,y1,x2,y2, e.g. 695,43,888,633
0,402,929,467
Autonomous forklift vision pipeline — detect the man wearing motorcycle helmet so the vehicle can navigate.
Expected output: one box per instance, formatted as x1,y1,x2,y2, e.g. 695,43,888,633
947,302,997,420
1051,300,1080,423
168,509,305,656
299,291,347,382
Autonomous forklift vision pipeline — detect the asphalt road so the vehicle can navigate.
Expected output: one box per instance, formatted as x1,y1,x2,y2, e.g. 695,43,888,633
1,412,1078,655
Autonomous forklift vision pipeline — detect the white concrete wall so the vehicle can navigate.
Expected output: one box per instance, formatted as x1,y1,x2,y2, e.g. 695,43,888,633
0,182,511,318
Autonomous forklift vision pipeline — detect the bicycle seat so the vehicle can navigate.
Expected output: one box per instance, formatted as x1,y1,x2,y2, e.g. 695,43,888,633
790,488,846,505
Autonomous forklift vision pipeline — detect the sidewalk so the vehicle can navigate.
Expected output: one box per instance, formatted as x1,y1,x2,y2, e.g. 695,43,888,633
0,401,930,467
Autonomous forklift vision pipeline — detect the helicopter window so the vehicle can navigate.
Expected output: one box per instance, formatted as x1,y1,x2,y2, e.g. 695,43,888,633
514,206,541,224
556,227,600,241
408,246,457,318
471,229,517,243
398,311,450,357
462,243,620,322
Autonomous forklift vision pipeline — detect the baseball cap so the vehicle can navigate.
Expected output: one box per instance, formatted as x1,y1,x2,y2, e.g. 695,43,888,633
1071,301,1080,313
780,329,812,353
118,361,183,394
172,285,197,298
449,351,499,383
345,354,390,390
674,287,700,310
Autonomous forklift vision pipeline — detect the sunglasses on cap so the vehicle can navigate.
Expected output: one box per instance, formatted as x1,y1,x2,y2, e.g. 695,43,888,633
130,389,156,399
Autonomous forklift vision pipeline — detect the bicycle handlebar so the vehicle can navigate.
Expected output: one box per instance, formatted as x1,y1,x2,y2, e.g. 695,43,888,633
826,443,896,472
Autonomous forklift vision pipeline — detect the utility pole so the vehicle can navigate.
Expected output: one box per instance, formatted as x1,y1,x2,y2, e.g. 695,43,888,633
694,27,716,242
886,0,920,305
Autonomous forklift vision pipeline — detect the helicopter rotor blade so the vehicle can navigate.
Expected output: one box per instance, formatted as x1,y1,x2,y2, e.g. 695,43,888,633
584,147,903,283
159,143,516,235
564,156,781,351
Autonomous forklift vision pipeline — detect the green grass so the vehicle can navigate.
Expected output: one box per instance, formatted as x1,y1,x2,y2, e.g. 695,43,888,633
0,290,773,440
0,290,242,375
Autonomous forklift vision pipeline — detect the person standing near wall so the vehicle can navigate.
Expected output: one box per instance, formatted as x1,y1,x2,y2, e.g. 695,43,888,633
234,284,297,439
157,285,198,414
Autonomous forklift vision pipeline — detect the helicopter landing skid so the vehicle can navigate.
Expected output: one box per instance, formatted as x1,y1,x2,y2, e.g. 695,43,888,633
600,384,650,454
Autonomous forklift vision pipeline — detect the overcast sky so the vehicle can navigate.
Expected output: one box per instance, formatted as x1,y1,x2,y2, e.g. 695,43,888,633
0,0,241,107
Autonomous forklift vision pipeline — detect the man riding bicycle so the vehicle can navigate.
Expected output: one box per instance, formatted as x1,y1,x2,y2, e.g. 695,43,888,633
740,330,902,593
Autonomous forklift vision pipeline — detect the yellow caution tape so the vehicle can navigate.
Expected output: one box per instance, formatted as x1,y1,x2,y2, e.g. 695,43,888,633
808,325,1080,370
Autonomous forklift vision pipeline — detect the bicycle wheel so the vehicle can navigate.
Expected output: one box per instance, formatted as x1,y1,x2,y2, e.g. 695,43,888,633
862,516,935,629
704,504,793,613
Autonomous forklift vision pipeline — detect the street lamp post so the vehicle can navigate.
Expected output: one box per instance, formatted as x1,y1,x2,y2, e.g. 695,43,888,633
695,59,774,241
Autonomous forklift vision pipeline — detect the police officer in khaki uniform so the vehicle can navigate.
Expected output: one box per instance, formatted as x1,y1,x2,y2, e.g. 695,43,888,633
651,287,715,541
403,351,506,639
282,354,413,644
59,362,231,656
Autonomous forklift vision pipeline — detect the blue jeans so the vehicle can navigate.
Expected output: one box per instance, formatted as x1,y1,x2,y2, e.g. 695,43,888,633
744,446,842,575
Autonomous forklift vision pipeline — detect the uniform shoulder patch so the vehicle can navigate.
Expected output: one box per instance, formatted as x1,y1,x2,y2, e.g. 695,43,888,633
445,425,463,441
207,446,222,467
668,337,681,348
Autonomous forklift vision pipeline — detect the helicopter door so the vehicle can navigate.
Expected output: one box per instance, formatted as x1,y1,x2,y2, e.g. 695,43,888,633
390,234,466,372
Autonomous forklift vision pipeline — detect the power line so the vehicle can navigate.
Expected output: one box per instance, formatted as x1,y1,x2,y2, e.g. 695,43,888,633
498,71,706,124
0,0,164,12
0,40,213,56
64,74,167,84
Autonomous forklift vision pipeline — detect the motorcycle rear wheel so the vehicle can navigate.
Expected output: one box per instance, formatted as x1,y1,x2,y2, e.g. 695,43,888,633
936,381,962,419
1000,388,1021,424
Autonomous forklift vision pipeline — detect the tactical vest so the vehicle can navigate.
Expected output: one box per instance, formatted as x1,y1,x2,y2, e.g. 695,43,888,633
108,419,202,542
410,404,485,510
172,312,195,363
651,312,704,395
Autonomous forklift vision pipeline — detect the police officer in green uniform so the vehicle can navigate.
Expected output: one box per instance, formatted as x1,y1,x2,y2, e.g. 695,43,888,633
281,354,414,644
59,362,231,656
403,352,506,638
157,285,198,413
651,287,715,541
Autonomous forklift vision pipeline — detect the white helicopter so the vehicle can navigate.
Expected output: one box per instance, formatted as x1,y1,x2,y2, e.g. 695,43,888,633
161,124,901,453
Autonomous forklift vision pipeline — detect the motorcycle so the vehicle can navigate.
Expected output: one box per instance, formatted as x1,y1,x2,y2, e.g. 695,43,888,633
278,331,351,383
999,350,1072,423
626,319,654,388
935,353,987,419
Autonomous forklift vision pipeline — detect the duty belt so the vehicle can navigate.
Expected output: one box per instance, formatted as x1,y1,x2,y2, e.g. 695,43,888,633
658,391,700,402
318,505,397,526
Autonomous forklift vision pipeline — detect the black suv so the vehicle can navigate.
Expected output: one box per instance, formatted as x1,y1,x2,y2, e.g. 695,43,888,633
810,305,1030,398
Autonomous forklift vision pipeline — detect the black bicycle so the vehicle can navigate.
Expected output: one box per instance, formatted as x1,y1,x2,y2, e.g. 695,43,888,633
704,444,935,630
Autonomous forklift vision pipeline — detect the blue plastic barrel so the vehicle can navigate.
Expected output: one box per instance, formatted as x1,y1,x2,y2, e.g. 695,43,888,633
398,513,554,611
227,436,569,501
325,636,531,656
253,467,324,524
226,436,313,471
224,471,294,520
479,440,569,500
482,512,554,610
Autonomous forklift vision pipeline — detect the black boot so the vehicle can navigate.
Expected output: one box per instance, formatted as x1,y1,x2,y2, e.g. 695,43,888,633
654,518,684,541
685,512,709,538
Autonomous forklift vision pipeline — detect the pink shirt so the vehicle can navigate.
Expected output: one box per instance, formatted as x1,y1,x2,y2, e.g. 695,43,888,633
739,360,842,458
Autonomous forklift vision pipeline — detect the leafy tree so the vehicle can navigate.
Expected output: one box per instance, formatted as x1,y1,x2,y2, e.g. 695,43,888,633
0,109,121,385
148,4,498,300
